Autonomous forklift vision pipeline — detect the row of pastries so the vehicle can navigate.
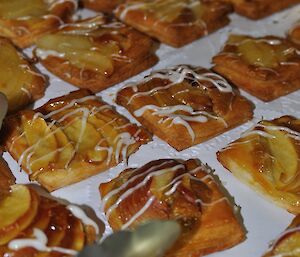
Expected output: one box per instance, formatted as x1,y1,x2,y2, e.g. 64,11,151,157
0,0,300,257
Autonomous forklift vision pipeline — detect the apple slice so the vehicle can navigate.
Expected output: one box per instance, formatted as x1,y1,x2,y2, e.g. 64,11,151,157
23,117,58,173
0,185,39,245
262,121,299,189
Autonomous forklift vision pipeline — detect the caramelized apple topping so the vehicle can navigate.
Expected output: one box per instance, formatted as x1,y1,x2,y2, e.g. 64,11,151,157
0,0,48,19
0,40,42,111
126,0,205,23
238,116,300,193
35,17,132,75
227,35,298,68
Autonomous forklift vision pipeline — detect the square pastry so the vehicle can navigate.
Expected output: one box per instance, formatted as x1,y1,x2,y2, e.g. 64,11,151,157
116,65,254,151
0,184,98,254
82,0,124,12
2,90,151,191
262,214,300,257
34,16,158,92
0,38,46,113
213,34,300,102
221,0,300,19
217,116,300,214
0,0,77,48
99,159,245,257
114,0,232,48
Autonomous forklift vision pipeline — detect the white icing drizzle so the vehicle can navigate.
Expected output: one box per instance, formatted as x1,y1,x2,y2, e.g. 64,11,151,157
67,205,99,234
13,95,143,174
35,48,65,60
122,65,230,142
121,196,156,230
8,228,78,255
117,0,208,32
102,161,226,229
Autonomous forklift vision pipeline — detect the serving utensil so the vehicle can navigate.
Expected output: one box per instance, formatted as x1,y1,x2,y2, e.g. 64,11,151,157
77,220,181,257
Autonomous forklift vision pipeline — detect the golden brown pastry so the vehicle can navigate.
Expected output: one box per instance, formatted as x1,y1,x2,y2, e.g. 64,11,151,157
217,116,300,214
0,0,77,48
213,34,300,102
114,0,232,48
99,159,245,257
116,65,254,151
2,89,151,191
0,184,98,256
289,23,300,45
82,0,124,12
0,37,46,113
263,215,300,257
221,0,300,19
34,15,158,92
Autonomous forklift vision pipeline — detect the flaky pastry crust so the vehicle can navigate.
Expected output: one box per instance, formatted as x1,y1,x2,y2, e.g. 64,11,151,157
0,153,15,199
0,37,46,113
217,116,300,214
213,34,300,102
34,16,158,93
116,65,254,151
222,0,300,19
289,23,300,45
99,159,245,257
114,0,232,48
0,0,77,48
2,89,151,191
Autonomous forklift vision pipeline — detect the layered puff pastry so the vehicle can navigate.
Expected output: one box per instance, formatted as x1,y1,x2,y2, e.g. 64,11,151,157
213,34,300,102
2,90,151,192
34,16,159,92
114,0,232,48
116,65,254,151
0,0,77,48
217,116,300,214
99,159,246,257
263,215,300,257
221,0,300,20
0,184,98,256
0,38,46,113
82,0,124,12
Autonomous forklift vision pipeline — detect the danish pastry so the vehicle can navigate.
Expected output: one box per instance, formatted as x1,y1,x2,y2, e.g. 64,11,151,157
213,34,300,102
99,159,245,257
2,89,151,191
114,0,232,48
0,0,77,48
82,0,124,12
263,214,300,257
34,16,158,92
0,184,98,256
222,0,300,19
217,116,300,214
116,65,254,151
0,37,46,113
